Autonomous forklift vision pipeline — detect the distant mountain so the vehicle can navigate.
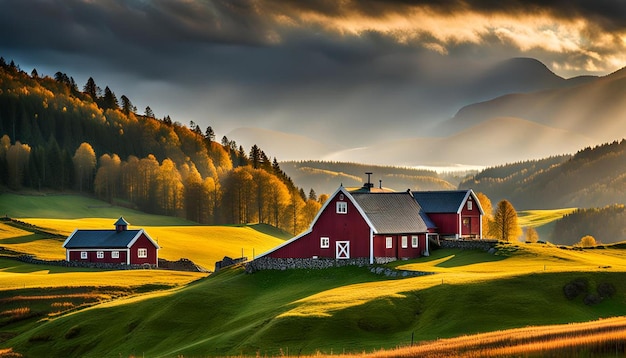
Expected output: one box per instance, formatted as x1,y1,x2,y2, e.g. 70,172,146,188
227,57,607,168
279,161,457,195
460,140,626,211
439,66,626,143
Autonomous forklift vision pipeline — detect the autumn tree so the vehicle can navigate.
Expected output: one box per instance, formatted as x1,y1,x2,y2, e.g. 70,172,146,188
94,153,121,202
156,158,183,215
525,227,539,243
72,142,96,192
6,141,31,189
489,199,521,242
577,235,597,247
476,192,493,236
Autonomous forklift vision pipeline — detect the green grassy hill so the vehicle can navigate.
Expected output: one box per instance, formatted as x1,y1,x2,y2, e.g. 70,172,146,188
3,242,626,357
0,193,289,268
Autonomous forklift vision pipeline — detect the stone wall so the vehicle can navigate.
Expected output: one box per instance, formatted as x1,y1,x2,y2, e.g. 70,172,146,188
16,255,158,270
245,256,434,278
439,239,498,251
245,256,370,273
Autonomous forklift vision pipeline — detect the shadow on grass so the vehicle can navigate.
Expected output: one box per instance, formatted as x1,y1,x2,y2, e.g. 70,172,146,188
390,248,508,269
247,223,292,240
434,250,507,268
0,233,50,245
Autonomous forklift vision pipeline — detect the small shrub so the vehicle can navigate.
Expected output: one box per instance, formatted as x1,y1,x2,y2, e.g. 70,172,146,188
583,294,601,306
65,325,81,339
597,282,616,298
28,334,52,342
563,278,589,300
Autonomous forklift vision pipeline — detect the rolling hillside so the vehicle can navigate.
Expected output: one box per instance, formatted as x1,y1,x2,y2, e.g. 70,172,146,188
2,242,626,357
460,139,626,211
0,193,288,269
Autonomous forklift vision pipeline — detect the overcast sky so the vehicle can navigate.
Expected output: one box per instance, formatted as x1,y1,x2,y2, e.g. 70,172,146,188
2,0,626,152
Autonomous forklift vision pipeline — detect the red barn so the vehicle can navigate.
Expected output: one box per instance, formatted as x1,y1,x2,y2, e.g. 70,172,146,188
257,185,434,265
250,181,483,269
62,217,159,266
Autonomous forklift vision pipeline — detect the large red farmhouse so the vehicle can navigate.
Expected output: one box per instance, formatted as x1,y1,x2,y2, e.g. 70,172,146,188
251,180,483,268
62,217,159,267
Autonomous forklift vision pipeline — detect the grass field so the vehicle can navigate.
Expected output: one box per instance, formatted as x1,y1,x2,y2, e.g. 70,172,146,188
3,242,626,357
1,193,625,357
517,208,577,240
0,193,289,269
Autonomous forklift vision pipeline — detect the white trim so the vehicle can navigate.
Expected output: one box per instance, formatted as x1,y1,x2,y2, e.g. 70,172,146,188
127,229,160,249
62,229,78,248
369,228,374,265
126,248,131,265
137,248,148,258
336,201,348,214
320,237,330,248
96,251,104,259
80,251,88,259
411,235,418,248
401,235,408,249
336,241,350,259
111,251,120,259
385,236,393,249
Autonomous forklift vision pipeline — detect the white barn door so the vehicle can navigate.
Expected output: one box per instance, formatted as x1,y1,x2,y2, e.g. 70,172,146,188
336,241,350,259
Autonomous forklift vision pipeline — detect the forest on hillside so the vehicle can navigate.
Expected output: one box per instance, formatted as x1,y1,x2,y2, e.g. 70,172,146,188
0,58,323,234
551,205,626,245
460,140,626,210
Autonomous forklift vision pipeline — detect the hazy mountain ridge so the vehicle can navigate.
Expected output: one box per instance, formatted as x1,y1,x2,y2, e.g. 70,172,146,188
280,161,457,195
232,57,610,168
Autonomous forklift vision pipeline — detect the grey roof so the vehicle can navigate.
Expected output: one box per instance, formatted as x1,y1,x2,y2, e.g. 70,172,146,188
63,229,146,249
412,190,471,213
351,192,432,234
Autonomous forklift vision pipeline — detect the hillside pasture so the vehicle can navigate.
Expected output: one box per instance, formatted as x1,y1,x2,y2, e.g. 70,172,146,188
4,243,626,357
0,193,287,269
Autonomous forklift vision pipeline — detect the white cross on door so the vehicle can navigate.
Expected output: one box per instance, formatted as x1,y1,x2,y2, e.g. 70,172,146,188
336,241,350,259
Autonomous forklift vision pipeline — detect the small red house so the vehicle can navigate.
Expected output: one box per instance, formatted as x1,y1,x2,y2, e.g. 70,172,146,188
251,181,483,268
412,190,484,239
62,217,160,266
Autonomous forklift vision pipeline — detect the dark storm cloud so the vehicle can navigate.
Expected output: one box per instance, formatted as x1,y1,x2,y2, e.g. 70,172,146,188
0,0,625,150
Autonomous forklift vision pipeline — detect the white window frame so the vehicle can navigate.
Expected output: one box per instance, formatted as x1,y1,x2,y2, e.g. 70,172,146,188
320,237,330,248
467,200,473,210
111,251,119,259
137,248,148,258
96,251,104,259
336,201,347,214
401,236,408,249
386,236,393,249
412,235,419,248
80,251,87,259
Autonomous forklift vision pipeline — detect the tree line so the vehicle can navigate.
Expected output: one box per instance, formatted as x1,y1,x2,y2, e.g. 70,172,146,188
0,58,325,234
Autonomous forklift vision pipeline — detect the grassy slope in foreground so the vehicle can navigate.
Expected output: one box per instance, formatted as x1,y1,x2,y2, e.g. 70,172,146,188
5,243,626,357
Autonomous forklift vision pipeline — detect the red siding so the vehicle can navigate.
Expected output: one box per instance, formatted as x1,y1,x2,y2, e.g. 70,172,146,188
129,233,158,265
269,192,371,259
460,197,481,237
68,249,128,264
428,213,460,237
373,234,425,259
